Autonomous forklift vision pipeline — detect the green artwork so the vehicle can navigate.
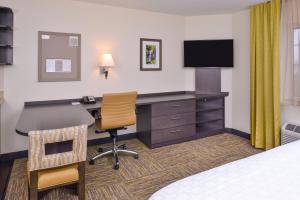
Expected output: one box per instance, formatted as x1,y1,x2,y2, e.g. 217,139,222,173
146,45,156,64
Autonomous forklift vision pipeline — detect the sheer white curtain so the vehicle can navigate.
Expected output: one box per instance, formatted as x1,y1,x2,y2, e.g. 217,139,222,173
282,0,300,106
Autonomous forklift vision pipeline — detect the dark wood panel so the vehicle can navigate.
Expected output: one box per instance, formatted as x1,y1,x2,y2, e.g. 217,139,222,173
0,7,13,27
136,94,227,148
151,99,196,117
197,109,224,122
0,7,13,65
196,94,225,138
0,161,13,200
152,112,196,130
136,105,152,147
151,125,196,144
136,99,197,148
0,29,12,46
195,68,221,93
197,129,224,139
197,98,223,107
197,120,224,135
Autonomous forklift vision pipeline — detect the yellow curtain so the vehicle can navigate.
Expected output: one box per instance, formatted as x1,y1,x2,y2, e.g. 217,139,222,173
250,0,281,150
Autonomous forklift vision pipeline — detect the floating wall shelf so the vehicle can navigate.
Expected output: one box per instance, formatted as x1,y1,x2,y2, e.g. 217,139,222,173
0,7,13,65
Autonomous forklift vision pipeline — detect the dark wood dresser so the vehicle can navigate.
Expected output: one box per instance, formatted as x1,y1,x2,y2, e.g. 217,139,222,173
137,99,196,148
137,93,227,149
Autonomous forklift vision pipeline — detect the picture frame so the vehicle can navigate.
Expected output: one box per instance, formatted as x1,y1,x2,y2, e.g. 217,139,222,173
140,38,162,71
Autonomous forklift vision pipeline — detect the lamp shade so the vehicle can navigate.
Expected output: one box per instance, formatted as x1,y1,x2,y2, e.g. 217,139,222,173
101,53,115,67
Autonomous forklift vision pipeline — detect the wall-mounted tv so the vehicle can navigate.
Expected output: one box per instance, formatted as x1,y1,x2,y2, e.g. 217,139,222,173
184,39,234,68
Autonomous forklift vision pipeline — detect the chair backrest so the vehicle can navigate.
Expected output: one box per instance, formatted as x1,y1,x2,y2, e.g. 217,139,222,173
100,91,137,130
28,125,88,172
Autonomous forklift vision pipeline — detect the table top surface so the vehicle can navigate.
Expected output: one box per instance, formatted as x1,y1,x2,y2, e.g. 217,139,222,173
16,92,228,135
83,93,197,110
16,104,95,136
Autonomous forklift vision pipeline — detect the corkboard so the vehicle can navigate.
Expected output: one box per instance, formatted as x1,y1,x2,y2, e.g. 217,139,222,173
38,31,81,82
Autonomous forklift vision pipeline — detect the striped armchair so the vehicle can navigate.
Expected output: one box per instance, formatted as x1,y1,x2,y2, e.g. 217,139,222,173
27,125,87,200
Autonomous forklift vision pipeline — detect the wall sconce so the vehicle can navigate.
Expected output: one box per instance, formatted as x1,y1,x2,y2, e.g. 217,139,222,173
100,53,115,79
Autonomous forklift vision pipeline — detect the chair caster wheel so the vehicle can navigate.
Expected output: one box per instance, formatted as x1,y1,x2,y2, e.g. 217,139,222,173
89,160,95,165
98,147,103,153
114,164,119,170
119,144,127,150
134,154,139,159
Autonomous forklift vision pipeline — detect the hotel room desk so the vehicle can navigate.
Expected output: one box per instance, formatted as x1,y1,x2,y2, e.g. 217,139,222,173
15,104,95,136
16,92,228,148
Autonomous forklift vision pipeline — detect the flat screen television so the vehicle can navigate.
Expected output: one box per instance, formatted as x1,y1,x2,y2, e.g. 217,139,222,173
184,39,234,67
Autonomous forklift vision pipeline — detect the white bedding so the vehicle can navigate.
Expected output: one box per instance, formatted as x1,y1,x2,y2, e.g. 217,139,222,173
149,140,300,200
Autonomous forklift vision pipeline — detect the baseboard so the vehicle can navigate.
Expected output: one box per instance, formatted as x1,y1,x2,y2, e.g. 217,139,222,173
0,161,13,200
225,128,250,140
0,132,137,162
0,130,249,162
0,150,27,162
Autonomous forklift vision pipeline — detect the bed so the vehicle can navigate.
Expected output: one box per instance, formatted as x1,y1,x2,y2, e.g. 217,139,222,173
149,140,300,200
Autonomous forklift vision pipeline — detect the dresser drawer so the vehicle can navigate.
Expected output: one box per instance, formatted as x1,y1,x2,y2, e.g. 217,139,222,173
151,100,196,117
152,125,196,144
152,112,195,130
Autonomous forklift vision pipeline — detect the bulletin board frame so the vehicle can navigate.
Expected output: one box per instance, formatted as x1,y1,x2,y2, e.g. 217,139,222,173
38,31,81,82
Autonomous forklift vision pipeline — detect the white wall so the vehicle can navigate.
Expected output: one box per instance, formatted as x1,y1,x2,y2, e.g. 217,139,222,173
185,12,252,133
185,14,233,128
0,0,186,153
0,0,252,154
232,10,250,133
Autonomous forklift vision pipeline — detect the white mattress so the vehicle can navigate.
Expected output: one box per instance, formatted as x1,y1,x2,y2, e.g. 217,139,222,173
149,140,300,200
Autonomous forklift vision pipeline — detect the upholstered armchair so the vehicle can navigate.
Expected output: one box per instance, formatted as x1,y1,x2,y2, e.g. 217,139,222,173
27,125,88,200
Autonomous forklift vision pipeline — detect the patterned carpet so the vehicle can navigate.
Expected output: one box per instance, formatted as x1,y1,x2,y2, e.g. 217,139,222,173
4,133,262,200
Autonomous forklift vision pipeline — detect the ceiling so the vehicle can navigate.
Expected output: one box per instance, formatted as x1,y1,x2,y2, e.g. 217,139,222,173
73,0,266,16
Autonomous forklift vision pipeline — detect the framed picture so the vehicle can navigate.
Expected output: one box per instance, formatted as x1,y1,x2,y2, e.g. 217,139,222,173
140,38,162,71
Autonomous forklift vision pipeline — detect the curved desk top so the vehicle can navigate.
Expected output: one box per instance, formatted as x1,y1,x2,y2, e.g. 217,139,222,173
16,104,95,136
16,92,228,136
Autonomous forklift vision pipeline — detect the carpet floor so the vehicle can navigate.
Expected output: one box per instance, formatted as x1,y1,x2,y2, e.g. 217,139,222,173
4,133,262,200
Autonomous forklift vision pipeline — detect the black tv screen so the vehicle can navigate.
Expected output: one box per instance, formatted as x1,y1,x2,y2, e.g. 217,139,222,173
184,40,234,67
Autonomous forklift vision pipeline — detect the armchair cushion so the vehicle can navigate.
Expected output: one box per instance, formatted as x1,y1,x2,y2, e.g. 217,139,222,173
34,164,79,190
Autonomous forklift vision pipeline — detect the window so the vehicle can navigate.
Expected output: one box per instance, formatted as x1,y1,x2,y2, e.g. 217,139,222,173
282,0,300,105
294,28,300,97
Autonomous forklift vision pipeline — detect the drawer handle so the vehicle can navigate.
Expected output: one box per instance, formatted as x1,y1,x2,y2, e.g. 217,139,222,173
170,130,183,133
170,116,181,120
170,104,181,107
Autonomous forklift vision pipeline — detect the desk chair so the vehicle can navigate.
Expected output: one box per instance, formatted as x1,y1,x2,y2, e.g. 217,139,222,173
27,125,88,200
89,91,139,170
